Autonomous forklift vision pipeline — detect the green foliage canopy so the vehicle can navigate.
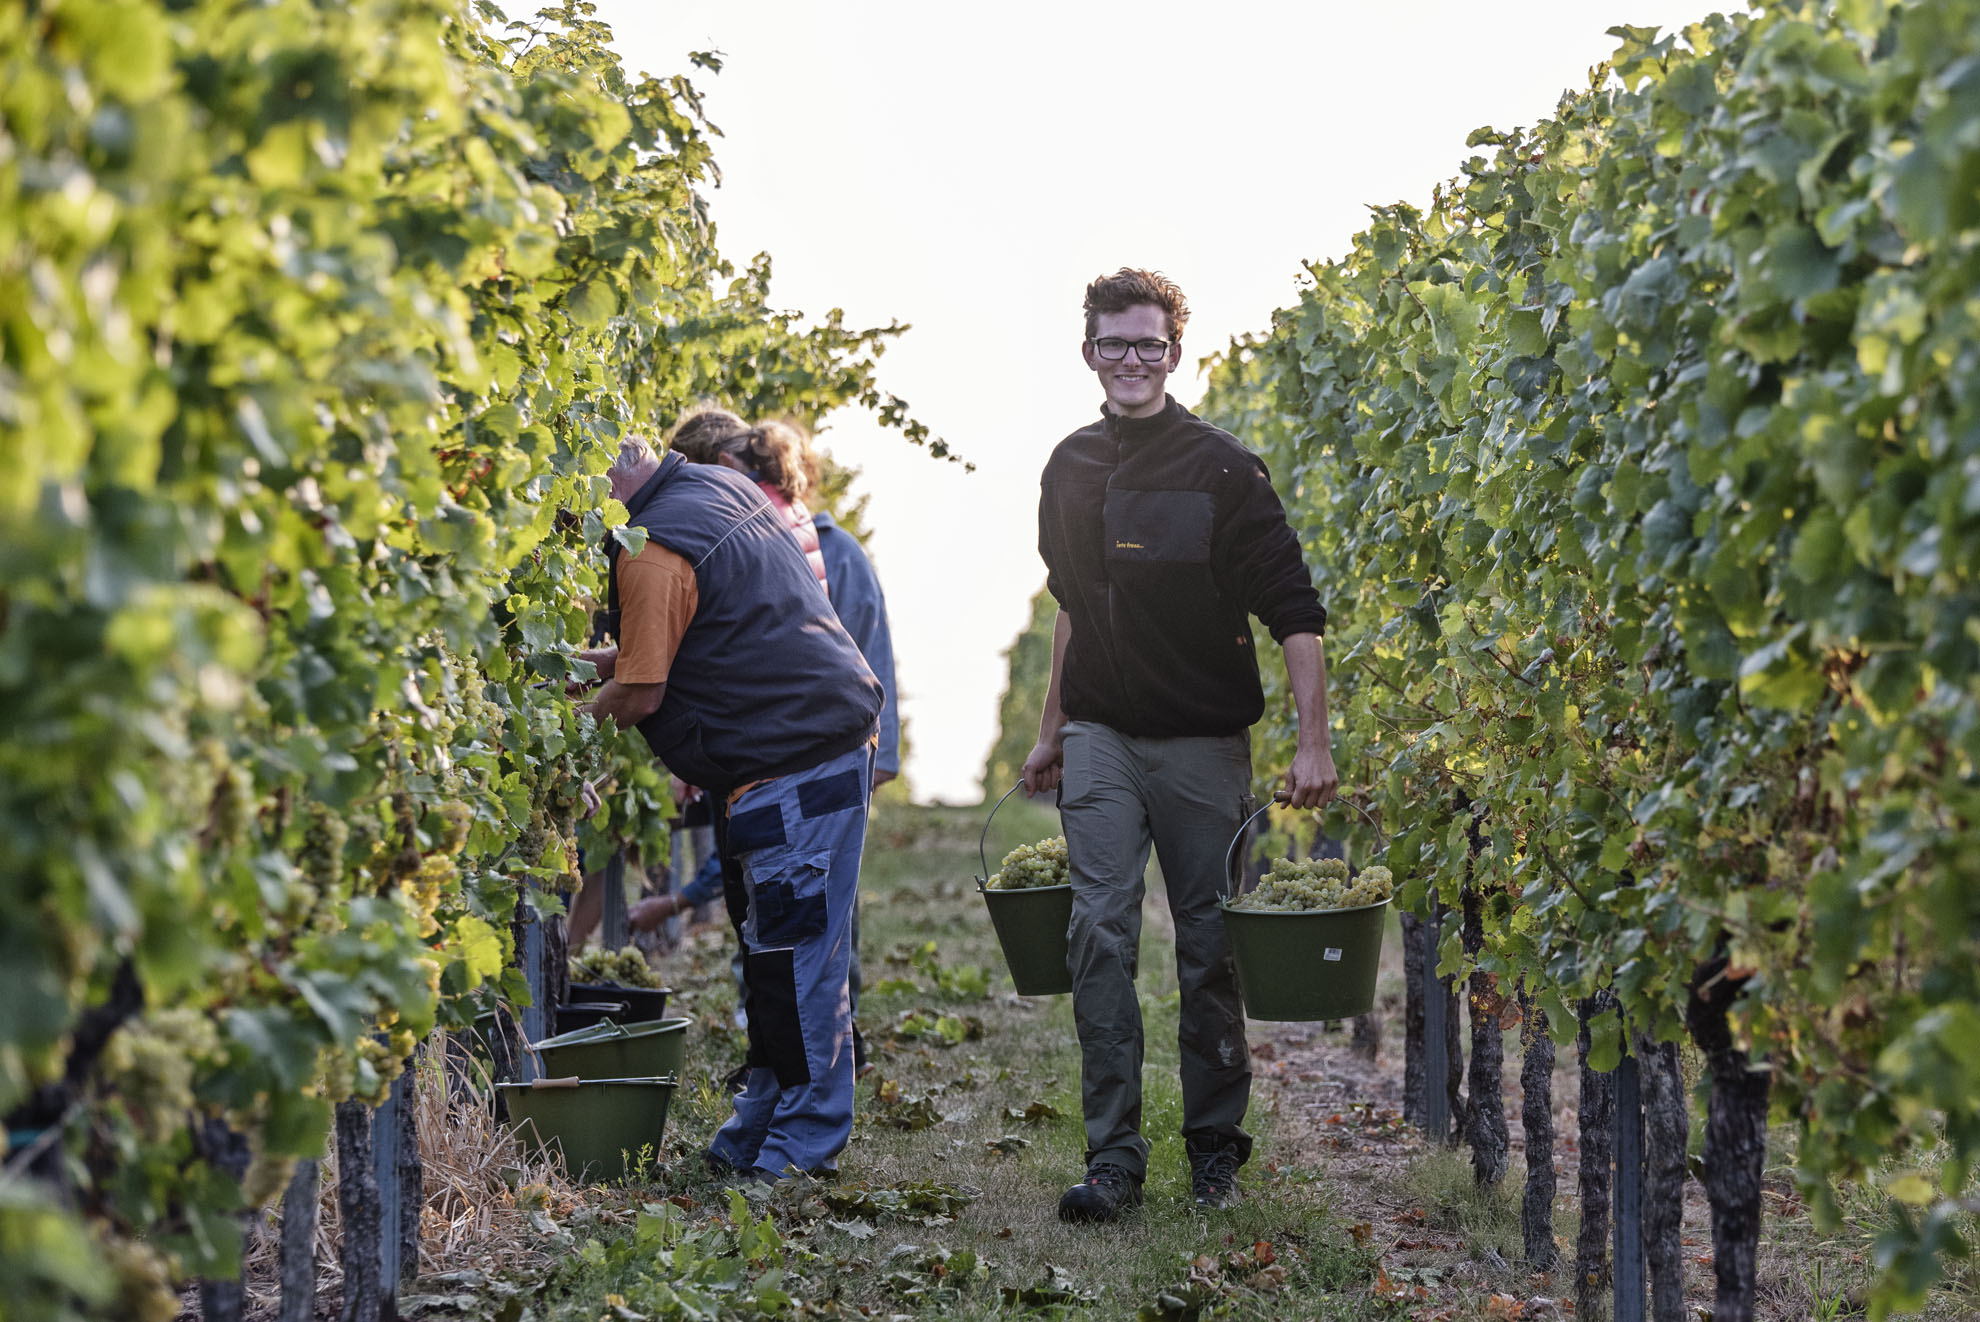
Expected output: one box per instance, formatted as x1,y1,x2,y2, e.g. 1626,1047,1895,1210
0,1,936,1314
1202,0,1980,1307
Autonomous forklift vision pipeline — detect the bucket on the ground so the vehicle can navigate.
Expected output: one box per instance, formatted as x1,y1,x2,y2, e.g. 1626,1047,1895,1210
975,782,1073,996
554,1000,629,1035
1217,799,1388,1021
495,1075,677,1183
565,982,671,1024
533,1017,690,1081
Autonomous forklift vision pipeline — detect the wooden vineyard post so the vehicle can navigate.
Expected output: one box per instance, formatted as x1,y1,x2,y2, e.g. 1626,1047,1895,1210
519,894,551,1049
276,1158,319,1322
396,1067,421,1287
195,1116,252,1322
372,1073,404,1292
671,820,696,942
601,850,629,950
1401,910,1427,1128
1637,1034,1691,1322
1688,959,1769,1322
1462,879,1507,1187
333,1073,421,1322
1614,1050,1646,1322
370,1066,420,1291
1350,1010,1379,1062
1422,908,1449,1143
1577,995,1617,1321
1402,899,1462,1140
1518,988,1557,1271
335,1098,381,1322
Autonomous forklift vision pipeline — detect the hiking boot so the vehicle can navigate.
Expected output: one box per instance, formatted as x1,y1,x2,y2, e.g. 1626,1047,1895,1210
1057,1162,1143,1223
1187,1142,1243,1209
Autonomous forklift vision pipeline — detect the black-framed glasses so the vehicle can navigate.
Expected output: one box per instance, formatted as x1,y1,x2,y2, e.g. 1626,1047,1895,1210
1089,336,1173,363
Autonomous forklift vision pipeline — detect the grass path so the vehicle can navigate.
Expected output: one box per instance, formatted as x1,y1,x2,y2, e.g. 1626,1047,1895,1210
512,797,1379,1319
397,798,1976,1322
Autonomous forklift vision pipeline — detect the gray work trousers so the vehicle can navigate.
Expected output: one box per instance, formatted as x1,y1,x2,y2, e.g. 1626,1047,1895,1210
1059,720,1255,1179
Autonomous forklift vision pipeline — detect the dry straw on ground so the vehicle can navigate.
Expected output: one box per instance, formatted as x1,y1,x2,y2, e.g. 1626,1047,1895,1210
236,1039,577,1317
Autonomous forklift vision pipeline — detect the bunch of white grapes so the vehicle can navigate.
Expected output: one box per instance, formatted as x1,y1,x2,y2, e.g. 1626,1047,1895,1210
985,836,1070,890
571,944,663,989
1229,857,1395,912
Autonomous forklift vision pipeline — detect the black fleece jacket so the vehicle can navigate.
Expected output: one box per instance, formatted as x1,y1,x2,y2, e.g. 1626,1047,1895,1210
1038,396,1327,739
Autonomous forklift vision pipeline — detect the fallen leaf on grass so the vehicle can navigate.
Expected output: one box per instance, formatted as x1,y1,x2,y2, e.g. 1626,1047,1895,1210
1373,1264,1427,1302
825,1219,876,1240
873,1094,943,1131
1393,1207,1429,1226
1348,1222,1375,1245
1000,1264,1094,1308
984,1134,1031,1156
1003,1100,1060,1123
888,1008,984,1047
823,1180,978,1223
1138,1279,1223,1320
1484,1295,1526,1319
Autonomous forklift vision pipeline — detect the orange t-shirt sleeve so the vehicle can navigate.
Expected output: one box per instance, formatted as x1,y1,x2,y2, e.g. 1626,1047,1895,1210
614,542,698,684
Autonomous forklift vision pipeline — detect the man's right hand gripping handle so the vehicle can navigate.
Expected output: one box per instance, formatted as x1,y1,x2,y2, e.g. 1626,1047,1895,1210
1021,734,1063,796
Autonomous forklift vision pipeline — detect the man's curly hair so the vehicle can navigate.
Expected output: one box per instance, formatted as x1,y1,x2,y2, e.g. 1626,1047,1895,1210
1083,268,1190,341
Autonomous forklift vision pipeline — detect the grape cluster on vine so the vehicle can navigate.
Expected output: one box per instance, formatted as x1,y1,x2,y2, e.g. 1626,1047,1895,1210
98,1009,224,1144
1228,858,1395,912
984,836,1070,890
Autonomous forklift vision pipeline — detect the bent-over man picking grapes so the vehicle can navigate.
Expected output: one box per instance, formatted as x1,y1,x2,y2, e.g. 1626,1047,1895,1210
1023,268,1338,1221
578,434,882,1186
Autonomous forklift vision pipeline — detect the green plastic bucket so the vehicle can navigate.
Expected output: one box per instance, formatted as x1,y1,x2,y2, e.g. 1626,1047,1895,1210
533,1017,690,1081
980,883,1075,996
1218,899,1389,1021
495,1075,677,1183
975,783,1073,996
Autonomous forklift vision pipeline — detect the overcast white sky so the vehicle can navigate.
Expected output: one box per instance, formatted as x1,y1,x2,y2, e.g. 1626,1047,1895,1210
591,0,1733,804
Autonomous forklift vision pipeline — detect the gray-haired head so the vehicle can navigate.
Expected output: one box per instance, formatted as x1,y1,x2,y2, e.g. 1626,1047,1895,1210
606,434,661,504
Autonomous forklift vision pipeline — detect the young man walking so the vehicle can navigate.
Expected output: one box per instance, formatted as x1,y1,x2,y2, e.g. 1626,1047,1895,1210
1022,268,1338,1221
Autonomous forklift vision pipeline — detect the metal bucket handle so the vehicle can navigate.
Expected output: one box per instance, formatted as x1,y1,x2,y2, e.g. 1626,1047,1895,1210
976,781,1027,890
1223,792,1285,902
1222,785,1391,901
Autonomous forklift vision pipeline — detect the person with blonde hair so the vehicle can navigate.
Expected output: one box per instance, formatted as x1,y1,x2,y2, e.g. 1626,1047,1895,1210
670,410,827,588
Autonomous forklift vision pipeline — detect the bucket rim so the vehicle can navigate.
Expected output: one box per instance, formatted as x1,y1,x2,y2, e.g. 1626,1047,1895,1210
978,879,1074,896
494,1075,679,1090
530,1016,691,1052
1216,896,1394,918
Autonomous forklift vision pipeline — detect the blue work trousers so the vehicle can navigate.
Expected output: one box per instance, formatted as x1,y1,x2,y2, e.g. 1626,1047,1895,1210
707,743,871,1178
